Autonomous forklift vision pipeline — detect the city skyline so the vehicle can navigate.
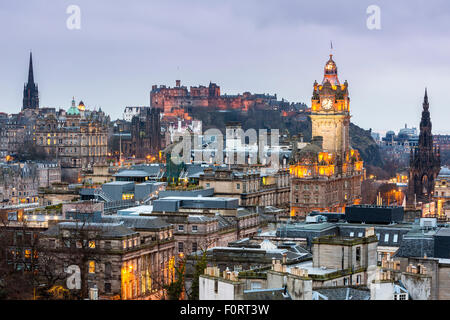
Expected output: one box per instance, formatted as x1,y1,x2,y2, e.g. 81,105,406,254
1,0,450,134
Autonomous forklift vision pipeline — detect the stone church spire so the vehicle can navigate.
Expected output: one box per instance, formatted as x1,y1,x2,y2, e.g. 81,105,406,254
407,89,441,205
22,51,39,110
28,52,34,84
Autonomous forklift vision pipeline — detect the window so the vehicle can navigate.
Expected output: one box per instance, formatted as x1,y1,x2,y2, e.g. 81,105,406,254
356,275,361,285
192,242,198,252
206,183,210,188
251,282,262,290
214,279,218,294
236,183,240,190
343,278,348,285
384,234,389,242
104,241,111,249
350,232,354,237
356,247,361,262
89,261,95,274
376,233,380,240
192,225,198,232
105,262,112,278
123,240,127,249
89,241,96,249
178,242,184,253
178,225,184,231
104,282,111,293
393,234,398,243
358,232,363,237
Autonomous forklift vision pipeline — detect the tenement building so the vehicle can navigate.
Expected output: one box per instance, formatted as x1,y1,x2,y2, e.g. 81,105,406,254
0,162,39,205
289,54,364,217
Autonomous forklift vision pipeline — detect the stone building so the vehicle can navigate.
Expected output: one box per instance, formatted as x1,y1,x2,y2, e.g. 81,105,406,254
434,166,450,219
199,167,290,208
40,216,175,300
149,196,262,256
407,90,441,206
36,161,61,188
130,107,162,158
34,99,109,182
0,162,39,205
198,229,379,300
289,54,364,217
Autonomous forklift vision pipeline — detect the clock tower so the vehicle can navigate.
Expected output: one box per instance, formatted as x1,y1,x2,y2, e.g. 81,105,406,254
310,54,350,162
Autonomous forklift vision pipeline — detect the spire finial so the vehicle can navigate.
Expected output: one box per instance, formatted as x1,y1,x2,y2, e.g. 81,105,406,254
28,51,34,84
423,87,429,109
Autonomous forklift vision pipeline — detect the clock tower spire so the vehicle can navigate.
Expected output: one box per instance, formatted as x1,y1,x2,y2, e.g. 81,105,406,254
310,53,350,161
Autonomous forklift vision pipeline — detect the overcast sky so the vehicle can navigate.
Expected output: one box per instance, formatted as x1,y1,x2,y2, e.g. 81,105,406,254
1,0,450,134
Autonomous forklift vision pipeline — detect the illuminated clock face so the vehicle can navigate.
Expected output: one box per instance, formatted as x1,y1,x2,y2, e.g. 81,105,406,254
322,98,333,110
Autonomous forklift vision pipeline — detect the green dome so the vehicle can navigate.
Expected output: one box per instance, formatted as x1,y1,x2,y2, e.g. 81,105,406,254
67,105,80,115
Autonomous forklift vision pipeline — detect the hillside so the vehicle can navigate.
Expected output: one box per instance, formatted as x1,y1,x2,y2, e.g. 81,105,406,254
186,107,383,167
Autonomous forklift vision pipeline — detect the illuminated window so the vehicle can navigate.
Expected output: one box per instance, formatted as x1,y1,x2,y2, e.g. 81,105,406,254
24,249,31,259
393,234,398,243
123,240,127,249
89,241,96,249
384,234,389,242
89,261,95,273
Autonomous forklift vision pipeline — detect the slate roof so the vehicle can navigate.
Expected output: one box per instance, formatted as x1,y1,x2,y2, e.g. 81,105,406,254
243,288,291,300
102,215,172,231
43,222,137,239
314,287,371,300
394,228,436,258
114,170,150,178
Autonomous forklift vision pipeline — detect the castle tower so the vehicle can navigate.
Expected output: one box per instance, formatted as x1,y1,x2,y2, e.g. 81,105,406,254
407,89,441,206
22,52,39,110
310,54,350,162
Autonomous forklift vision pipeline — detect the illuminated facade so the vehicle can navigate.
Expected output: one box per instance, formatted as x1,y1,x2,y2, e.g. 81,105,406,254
433,166,450,219
150,80,279,114
40,218,175,300
289,54,364,217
